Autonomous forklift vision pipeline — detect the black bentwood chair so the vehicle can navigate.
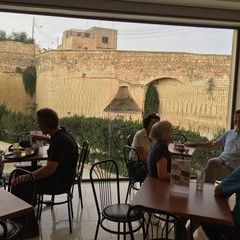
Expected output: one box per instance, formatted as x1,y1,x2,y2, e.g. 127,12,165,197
123,145,147,203
127,205,187,240
36,151,79,234
0,220,21,240
75,140,89,208
90,160,142,240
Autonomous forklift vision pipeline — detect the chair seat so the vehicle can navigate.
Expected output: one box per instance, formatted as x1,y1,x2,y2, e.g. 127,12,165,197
0,221,19,239
103,203,141,222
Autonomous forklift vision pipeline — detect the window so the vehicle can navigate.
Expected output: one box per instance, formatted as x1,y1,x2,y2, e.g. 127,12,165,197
84,33,90,38
102,36,108,44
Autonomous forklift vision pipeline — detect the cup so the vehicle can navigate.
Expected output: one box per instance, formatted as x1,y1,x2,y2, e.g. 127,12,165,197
196,171,204,191
25,147,32,155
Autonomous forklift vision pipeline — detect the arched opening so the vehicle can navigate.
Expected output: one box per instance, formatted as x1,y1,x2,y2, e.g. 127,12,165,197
144,84,159,115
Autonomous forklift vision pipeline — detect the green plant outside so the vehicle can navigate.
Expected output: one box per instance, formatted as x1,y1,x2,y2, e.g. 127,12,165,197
144,84,159,115
23,65,37,97
0,105,225,176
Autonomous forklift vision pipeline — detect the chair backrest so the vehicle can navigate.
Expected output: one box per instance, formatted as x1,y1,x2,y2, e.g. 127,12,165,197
123,145,143,180
90,160,120,216
76,140,90,180
126,134,133,146
128,205,187,240
17,132,31,148
123,145,140,165
173,133,187,144
8,168,36,206
0,220,7,239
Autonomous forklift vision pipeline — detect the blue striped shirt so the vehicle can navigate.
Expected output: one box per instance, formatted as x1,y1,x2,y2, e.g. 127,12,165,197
217,129,240,169
220,166,240,224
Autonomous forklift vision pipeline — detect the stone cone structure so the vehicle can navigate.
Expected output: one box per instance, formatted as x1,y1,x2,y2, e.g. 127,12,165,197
104,86,141,114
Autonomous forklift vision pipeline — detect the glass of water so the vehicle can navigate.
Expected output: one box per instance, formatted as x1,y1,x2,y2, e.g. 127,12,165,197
196,170,204,191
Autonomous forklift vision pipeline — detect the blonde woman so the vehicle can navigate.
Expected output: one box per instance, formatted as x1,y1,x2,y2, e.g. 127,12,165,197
147,121,173,180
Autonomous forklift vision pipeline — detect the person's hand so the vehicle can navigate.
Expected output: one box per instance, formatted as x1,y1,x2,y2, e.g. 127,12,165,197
214,185,223,197
29,134,45,142
184,141,197,148
12,174,31,187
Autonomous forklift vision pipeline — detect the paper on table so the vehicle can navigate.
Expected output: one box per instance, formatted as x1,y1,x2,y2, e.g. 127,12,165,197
170,159,191,195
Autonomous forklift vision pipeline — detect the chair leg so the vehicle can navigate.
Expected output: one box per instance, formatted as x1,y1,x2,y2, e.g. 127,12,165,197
125,181,131,203
51,195,55,210
123,222,126,240
67,198,72,234
69,195,74,219
78,181,83,208
117,222,120,240
94,220,100,240
39,195,44,220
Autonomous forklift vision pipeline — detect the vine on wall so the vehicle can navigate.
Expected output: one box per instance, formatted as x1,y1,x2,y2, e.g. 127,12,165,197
22,65,36,97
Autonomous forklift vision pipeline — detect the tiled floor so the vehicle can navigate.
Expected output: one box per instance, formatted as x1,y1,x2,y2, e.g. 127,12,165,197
27,181,208,240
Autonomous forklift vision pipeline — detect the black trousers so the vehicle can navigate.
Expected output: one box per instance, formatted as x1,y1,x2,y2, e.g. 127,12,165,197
201,222,240,240
11,176,70,239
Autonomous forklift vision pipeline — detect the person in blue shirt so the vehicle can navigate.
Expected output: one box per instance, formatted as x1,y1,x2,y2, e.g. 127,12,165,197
201,165,240,240
185,109,240,183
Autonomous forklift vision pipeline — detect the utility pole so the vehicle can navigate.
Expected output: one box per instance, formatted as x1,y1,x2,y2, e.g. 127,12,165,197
31,16,35,40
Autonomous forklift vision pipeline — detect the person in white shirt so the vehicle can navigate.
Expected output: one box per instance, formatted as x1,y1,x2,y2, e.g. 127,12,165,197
131,113,160,161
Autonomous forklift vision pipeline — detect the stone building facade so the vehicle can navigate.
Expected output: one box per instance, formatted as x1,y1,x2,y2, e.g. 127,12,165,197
0,41,34,113
59,27,117,50
0,37,232,138
35,50,231,138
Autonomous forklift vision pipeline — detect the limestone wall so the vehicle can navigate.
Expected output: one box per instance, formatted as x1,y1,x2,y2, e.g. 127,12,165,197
0,73,32,112
35,50,231,138
0,41,35,113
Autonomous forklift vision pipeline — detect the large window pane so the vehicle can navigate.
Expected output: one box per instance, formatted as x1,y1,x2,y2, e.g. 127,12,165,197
0,12,234,177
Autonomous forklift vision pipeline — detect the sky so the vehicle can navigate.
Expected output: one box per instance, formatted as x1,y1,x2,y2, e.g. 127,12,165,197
0,12,234,55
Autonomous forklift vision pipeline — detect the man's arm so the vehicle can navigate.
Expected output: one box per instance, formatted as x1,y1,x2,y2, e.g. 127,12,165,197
135,146,147,161
30,134,50,143
215,166,240,197
32,161,58,180
12,161,58,186
184,139,221,149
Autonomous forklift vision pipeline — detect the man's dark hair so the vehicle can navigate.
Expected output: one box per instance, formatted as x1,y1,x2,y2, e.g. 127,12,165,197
37,108,59,129
235,109,240,115
143,113,160,129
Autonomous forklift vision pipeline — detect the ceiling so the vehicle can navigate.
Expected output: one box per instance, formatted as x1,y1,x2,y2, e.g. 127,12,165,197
120,0,240,11
1,0,240,28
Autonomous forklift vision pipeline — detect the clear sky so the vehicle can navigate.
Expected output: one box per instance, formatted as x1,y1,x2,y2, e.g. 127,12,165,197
0,11,234,55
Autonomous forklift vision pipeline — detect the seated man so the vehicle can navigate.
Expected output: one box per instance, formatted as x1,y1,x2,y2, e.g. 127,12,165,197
201,165,240,240
129,114,160,181
185,109,240,183
13,107,79,205
131,113,160,161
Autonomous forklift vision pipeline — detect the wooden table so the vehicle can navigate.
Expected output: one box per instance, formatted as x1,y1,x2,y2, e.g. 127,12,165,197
168,143,196,157
132,177,234,226
0,188,33,220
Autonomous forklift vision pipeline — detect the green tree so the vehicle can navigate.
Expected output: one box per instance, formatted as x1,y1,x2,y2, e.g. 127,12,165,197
0,30,6,41
23,65,37,97
144,84,159,115
9,32,27,42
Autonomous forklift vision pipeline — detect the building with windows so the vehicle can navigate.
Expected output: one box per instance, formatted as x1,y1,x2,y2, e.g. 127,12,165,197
58,27,117,50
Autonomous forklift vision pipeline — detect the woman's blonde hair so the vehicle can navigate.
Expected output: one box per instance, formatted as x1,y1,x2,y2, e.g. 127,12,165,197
150,120,173,142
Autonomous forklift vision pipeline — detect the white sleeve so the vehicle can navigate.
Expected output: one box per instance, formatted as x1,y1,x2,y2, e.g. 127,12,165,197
131,132,142,148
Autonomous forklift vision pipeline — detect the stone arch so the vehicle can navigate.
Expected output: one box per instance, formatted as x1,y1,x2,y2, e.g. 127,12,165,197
143,77,184,116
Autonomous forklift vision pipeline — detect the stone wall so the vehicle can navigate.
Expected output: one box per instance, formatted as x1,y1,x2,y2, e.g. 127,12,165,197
0,41,35,113
35,50,231,138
